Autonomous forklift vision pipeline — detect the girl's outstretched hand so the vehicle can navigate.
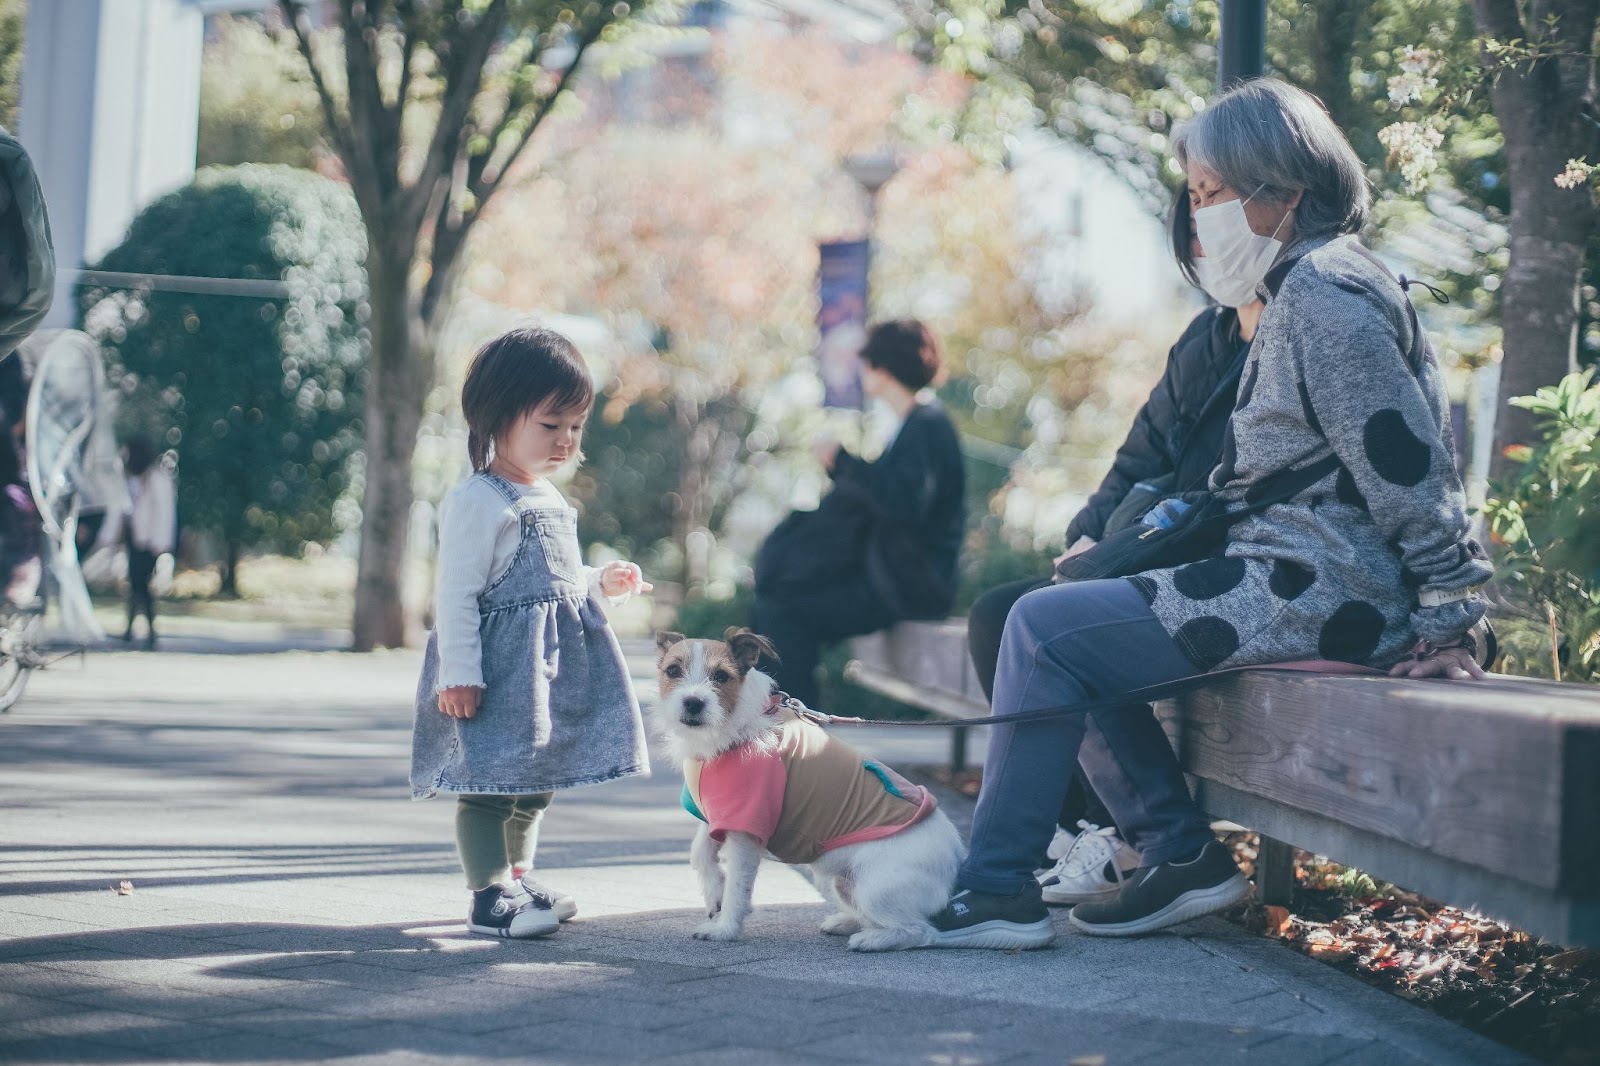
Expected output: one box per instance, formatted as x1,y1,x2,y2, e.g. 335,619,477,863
438,685,482,718
599,561,653,599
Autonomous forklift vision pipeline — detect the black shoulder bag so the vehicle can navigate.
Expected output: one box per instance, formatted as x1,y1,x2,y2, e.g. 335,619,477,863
1051,452,1340,582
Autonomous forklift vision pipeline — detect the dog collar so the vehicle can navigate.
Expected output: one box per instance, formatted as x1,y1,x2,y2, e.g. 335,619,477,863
763,692,785,716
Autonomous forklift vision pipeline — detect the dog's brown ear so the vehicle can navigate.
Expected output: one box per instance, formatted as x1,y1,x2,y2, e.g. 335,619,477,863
656,631,686,655
725,628,778,670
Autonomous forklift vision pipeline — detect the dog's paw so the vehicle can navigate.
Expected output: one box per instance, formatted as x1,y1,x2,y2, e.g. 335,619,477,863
819,912,862,936
692,920,743,942
847,927,930,953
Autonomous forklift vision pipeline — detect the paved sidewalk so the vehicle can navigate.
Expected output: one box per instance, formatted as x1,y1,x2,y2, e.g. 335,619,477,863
0,641,1530,1064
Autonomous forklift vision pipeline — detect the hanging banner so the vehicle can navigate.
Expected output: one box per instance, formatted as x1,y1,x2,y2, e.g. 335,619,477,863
816,240,869,409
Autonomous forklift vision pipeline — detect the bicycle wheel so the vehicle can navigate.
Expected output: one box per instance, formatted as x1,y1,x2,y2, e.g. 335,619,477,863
0,610,40,713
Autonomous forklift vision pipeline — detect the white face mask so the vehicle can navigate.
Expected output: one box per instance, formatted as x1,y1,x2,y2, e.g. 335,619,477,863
1192,188,1292,307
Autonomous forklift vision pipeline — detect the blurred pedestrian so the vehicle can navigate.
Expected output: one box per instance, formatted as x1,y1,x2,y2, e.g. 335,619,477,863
752,319,965,709
104,436,176,648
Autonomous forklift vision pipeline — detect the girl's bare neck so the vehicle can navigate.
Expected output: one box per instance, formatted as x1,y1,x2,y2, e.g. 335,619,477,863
488,458,544,486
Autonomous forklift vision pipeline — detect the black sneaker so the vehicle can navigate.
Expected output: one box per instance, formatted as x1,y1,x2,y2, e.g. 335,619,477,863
928,882,1056,950
467,883,559,939
1068,839,1249,937
513,872,577,922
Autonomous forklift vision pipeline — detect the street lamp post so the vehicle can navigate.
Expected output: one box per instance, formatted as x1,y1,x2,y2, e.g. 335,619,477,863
844,151,900,247
1217,0,1266,90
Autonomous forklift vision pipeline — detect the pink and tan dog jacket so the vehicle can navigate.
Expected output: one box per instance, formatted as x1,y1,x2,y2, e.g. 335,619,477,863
681,718,936,865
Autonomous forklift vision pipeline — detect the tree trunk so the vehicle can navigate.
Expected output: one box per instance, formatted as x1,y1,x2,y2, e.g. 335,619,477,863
1309,0,1361,134
1493,172,1592,474
221,538,241,599
673,398,709,599
1474,0,1600,481
351,241,427,650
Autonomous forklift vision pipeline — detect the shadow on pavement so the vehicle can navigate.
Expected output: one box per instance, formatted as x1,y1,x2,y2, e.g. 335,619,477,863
4,907,1018,1064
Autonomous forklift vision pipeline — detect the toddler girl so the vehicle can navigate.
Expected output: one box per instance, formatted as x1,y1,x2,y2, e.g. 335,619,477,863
412,326,651,938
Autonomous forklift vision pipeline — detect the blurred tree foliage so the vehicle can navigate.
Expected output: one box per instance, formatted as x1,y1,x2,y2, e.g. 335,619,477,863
905,1,1497,282
470,27,1135,598
198,17,326,170
275,0,663,649
0,0,24,133
906,0,1600,465
79,165,367,595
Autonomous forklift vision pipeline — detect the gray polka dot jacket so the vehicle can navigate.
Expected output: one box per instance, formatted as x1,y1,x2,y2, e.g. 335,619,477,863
1133,233,1493,671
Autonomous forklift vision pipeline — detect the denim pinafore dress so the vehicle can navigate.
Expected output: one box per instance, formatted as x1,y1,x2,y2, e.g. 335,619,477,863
411,473,649,799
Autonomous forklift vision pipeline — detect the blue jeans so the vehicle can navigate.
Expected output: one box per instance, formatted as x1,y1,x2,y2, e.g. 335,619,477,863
958,579,1217,895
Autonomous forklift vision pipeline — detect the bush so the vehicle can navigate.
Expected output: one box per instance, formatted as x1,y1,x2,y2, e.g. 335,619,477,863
80,165,367,592
1482,370,1600,682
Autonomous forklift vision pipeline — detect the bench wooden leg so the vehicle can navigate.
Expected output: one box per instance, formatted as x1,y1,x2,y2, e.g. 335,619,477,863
1255,835,1295,906
950,726,968,776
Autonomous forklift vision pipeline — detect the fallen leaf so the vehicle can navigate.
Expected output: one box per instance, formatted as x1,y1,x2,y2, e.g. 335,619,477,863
1264,905,1292,936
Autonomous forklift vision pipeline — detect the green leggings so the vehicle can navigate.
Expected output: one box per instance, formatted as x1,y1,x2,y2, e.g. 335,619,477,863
455,793,553,891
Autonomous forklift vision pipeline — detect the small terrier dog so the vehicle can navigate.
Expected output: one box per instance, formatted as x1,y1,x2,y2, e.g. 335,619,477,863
652,628,964,952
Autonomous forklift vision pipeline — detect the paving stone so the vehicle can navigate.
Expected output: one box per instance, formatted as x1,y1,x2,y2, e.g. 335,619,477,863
647,1048,824,1066
150,1030,350,1062
3,1007,232,1049
0,1036,166,1063
0,989,83,1023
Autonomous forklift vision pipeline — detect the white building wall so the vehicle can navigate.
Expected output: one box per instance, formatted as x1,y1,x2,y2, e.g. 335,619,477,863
20,0,204,327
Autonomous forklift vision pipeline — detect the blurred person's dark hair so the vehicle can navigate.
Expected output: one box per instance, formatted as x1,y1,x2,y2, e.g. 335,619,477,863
1168,183,1201,288
461,326,593,472
124,436,159,478
860,319,942,392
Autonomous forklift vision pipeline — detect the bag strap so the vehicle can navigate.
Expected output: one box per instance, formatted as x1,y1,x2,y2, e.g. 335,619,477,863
1212,451,1341,524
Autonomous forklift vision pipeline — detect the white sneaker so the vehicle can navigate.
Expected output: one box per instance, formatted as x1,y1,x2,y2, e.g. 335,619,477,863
1038,821,1141,906
511,869,578,922
1033,825,1080,877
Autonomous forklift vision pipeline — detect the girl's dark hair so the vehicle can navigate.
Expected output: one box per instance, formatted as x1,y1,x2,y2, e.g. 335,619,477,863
462,327,593,472
860,319,942,392
124,436,159,477
1168,183,1201,288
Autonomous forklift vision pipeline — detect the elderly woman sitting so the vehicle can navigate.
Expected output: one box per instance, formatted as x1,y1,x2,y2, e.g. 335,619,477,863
928,79,1494,951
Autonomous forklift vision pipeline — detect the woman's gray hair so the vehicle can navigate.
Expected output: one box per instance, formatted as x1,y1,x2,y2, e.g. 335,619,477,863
1172,79,1370,238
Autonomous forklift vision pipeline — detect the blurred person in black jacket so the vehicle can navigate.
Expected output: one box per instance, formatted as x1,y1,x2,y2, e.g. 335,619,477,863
753,319,966,709
968,187,1265,906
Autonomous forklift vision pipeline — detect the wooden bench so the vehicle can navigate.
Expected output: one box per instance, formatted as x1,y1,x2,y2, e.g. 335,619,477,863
847,620,1600,948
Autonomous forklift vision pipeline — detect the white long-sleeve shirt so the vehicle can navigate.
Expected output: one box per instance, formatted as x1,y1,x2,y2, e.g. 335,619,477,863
95,465,176,555
432,476,618,692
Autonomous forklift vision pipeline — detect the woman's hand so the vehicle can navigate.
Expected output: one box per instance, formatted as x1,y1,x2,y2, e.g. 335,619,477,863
598,560,653,599
438,685,482,718
813,435,840,472
1388,642,1486,681
1052,537,1098,569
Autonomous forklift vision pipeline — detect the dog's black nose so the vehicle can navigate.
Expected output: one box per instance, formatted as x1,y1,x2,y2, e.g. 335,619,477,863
681,696,705,716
